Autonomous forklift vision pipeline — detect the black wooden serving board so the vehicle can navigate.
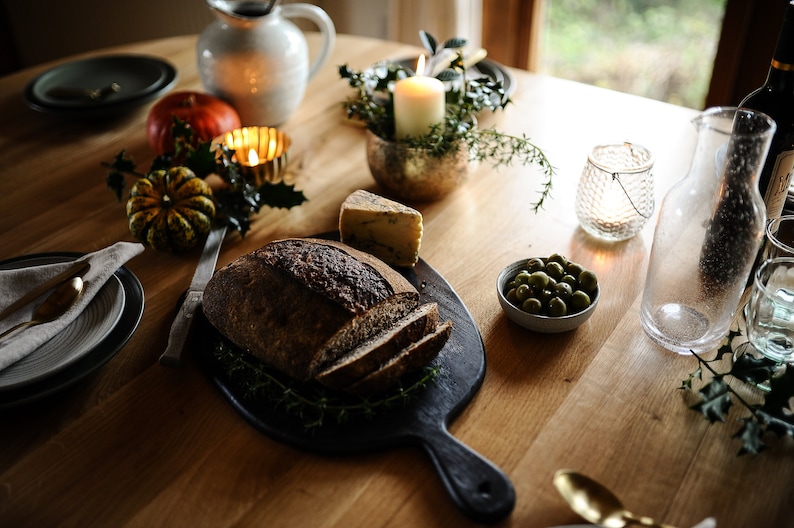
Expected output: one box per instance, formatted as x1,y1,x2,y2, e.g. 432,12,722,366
191,243,515,524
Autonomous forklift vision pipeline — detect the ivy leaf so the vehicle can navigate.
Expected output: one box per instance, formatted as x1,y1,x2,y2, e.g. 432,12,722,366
419,30,437,55
733,419,767,456
690,376,732,422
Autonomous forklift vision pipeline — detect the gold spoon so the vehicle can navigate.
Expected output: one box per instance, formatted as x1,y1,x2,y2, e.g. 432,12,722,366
0,277,83,340
554,469,678,528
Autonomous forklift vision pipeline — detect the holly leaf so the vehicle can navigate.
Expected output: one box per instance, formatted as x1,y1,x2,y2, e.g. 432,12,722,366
730,345,779,385
733,419,767,456
110,149,137,173
679,365,703,391
256,181,308,209
184,140,219,179
106,169,126,201
755,409,794,438
690,376,732,422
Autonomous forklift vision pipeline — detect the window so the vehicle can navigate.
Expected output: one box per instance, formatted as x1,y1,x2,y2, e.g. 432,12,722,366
537,0,727,109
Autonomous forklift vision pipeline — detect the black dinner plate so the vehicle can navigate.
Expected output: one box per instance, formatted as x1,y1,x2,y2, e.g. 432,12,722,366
192,236,515,524
24,55,177,117
0,252,144,409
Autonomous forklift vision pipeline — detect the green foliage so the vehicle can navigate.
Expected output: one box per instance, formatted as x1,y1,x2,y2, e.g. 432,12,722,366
542,0,726,108
339,30,556,212
213,339,440,430
104,117,307,237
682,331,794,455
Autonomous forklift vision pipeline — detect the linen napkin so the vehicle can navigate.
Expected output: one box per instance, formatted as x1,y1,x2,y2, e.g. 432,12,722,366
0,241,144,371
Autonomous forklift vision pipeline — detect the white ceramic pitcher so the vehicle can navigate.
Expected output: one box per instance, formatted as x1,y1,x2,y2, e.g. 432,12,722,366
197,0,335,125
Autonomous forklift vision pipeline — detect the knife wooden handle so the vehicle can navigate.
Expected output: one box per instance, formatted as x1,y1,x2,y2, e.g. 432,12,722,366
159,291,203,368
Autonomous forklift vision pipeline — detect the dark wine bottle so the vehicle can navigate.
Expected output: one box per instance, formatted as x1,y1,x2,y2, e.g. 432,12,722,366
740,1,794,222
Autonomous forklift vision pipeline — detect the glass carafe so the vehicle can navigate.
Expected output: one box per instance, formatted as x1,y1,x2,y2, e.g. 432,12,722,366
640,107,776,354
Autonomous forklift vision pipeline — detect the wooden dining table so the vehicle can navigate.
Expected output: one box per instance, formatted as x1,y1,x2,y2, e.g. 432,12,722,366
1,33,791,528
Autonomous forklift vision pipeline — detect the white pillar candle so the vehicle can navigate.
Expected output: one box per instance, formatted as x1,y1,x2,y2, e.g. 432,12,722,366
393,55,446,139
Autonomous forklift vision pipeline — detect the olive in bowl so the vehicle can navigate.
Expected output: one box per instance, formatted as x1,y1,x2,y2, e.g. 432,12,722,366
496,255,600,333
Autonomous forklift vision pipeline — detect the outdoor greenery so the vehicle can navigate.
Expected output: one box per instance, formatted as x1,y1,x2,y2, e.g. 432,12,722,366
540,0,727,109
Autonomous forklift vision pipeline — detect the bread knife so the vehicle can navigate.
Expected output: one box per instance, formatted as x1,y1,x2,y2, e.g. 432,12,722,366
160,224,227,368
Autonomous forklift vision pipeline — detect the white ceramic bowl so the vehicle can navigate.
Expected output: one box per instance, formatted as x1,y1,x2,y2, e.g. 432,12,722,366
496,259,600,333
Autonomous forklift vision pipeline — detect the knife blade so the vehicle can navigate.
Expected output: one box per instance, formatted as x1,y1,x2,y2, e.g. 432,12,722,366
160,224,227,368
0,260,91,323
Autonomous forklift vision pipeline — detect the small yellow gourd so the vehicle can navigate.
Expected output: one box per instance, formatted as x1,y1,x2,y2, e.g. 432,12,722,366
126,166,215,252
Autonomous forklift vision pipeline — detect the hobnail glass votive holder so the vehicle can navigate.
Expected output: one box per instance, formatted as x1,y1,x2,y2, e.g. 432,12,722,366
575,142,655,241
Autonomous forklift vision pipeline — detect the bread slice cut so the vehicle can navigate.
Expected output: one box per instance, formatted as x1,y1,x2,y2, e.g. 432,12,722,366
314,302,440,389
344,320,453,395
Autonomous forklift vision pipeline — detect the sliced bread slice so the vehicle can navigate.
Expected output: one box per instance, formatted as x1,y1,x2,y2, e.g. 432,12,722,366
344,320,453,396
315,302,440,389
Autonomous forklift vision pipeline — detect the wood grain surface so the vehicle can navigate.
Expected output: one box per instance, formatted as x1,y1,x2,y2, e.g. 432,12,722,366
0,34,791,528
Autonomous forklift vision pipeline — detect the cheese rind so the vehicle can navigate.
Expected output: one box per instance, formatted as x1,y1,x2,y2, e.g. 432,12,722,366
339,190,423,267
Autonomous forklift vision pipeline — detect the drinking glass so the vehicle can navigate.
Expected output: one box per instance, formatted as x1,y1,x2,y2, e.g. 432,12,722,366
745,257,794,364
575,142,654,241
762,215,794,260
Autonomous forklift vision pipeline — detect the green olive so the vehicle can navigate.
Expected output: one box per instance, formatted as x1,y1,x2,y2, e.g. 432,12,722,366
527,271,550,290
522,297,543,314
545,261,565,280
514,271,531,285
548,297,568,317
566,262,585,278
561,274,577,288
548,253,568,268
571,290,591,312
579,270,598,294
538,288,555,306
506,288,518,304
515,283,531,302
554,282,573,301
526,258,545,273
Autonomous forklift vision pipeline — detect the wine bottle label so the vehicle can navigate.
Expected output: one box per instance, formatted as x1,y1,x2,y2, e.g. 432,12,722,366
771,59,794,71
764,149,794,221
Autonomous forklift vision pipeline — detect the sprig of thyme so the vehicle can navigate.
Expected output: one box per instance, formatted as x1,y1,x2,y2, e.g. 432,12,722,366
339,30,556,212
213,339,440,430
104,116,307,237
680,329,794,455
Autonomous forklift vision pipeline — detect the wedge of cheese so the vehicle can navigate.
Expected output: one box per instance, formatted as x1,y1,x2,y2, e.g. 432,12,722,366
339,190,423,267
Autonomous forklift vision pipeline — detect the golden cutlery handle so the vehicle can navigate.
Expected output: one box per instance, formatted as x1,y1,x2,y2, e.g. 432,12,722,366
0,260,90,323
0,320,37,340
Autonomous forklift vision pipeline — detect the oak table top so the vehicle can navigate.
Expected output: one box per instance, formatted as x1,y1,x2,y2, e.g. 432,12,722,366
0,34,791,528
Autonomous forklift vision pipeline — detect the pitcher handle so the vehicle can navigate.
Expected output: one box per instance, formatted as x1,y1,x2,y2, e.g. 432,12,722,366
280,3,336,81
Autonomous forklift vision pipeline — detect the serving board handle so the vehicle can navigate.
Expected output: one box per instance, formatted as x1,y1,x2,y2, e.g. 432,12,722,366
418,425,515,524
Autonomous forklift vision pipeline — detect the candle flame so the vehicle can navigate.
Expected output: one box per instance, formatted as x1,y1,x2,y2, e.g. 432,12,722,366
416,54,427,76
248,148,259,166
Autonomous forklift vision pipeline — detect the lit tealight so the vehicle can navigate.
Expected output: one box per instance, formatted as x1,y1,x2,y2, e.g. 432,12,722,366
216,126,291,185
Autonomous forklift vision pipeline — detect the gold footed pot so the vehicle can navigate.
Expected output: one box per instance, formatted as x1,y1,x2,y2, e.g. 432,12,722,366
365,130,470,201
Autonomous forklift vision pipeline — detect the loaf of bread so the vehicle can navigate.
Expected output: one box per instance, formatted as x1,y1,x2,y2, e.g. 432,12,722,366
202,238,451,393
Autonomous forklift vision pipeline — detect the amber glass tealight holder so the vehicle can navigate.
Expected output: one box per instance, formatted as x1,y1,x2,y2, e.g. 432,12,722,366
217,126,291,185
